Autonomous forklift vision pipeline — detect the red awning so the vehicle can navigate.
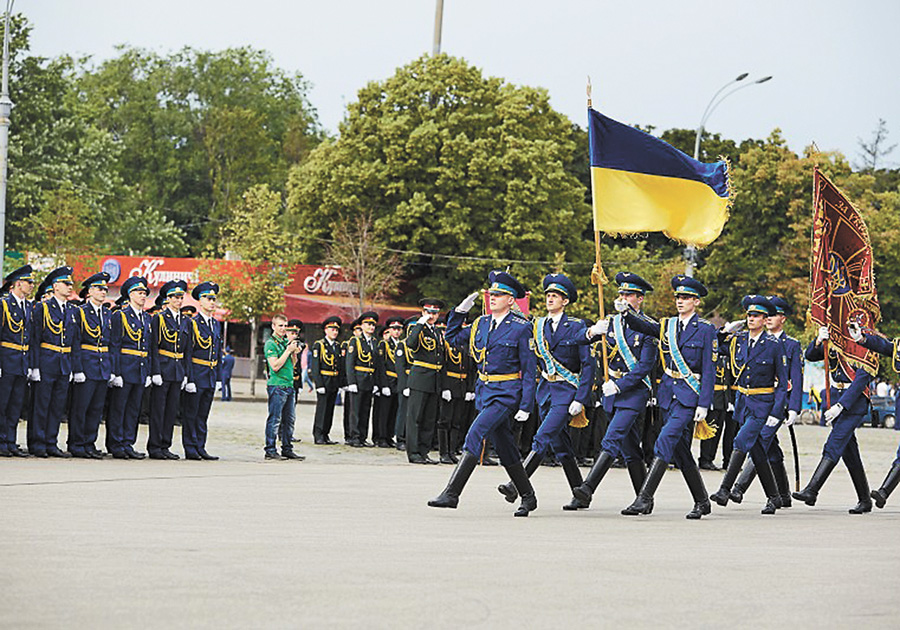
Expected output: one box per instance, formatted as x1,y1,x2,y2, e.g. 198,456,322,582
284,293,420,324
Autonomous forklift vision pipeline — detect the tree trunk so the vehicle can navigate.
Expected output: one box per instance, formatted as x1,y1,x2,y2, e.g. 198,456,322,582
249,316,259,397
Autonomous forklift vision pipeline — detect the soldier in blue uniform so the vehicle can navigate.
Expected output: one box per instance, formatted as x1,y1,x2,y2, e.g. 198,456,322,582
496,273,594,509
792,323,874,513
182,281,223,460
0,265,34,457
107,276,152,459
429,270,538,517
148,280,188,459
310,316,343,445
846,320,900,509
28,266,81,458
619,275,716,519
69,272,112,458
730,296,803,507
570,272,657,510
709,296,789,515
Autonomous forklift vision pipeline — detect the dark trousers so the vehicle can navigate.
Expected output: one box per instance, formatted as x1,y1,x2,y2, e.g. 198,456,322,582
438,396,467,448
0,372,27,450
349,389,373,442
182,387,215,456
641,405,663,464
462,400,520,465
377,392,398,442
148,380,181,454
68,379,108,453
395,393,408,442
700,407,732,465
313,389,338,440
342,391,352,440
406,389,438,458
29,374,70,453
107,382,144,454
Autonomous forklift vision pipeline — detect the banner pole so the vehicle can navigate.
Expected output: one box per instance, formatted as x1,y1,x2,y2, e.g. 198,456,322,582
814,167,832,409
587,79,610,381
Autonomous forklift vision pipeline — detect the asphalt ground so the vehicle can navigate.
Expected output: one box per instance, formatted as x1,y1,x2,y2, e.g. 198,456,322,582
3,395,900,629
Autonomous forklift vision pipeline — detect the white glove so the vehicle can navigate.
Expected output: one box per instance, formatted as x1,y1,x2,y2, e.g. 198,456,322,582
382,387,391,397
73,372,86,384
28,368,41,382
824,403,843,425
417,314,430,325
613,297,628,313
723,319,745,334
588,319,609,337
181,377,188,391
514,410,529,423
727,402,735,413
456,291,479,313
847,321,863,342
347,383,358,393
568,401,584,416
403,388,410,397
601,380,619,397
373,388,380,397
594,400,602,408
69,372,74,382
765,416,781,427
185,382,197,394
338,386,347,394
441,389,452,402
816,326,829,344
465,392,475,402
144,376,152,388
111,375,123,388
693,406,708,423
785,410,798,427
0,367,2,378
317,387,326,394
152,374,163,387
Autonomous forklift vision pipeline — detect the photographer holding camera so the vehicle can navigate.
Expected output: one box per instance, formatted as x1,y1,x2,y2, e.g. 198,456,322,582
263,314,304,460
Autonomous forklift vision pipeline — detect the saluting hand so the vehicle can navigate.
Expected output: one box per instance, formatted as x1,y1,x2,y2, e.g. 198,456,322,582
722,319,745,334
456,292,479,313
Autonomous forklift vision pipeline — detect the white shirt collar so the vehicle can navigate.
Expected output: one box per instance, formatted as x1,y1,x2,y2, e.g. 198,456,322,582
548,311,564,327
491,311,510,327
54,296,67,309
771,329,784,338
749,331,765,343
678,312,696,326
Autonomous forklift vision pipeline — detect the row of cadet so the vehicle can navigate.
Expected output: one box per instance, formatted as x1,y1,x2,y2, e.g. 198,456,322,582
0,265,224,460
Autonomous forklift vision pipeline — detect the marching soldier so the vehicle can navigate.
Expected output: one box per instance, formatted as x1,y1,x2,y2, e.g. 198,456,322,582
107,275,152,459
571,272,656,510
709,296,788,515
147,280,188,459
619,275,716,519
847,320,898,509
405,298,446,464
28,266,80,458
0,265,34,457
345,311,379,447
429,270,538,517
69,272,112,458
375,316,404,448
437,314,470,464
311,316,342,445
182,281,223,460
730,296,803,507
792,324,873,513
497,273,594,508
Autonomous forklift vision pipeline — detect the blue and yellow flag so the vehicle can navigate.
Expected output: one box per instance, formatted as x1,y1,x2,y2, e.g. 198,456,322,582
589,108,732,247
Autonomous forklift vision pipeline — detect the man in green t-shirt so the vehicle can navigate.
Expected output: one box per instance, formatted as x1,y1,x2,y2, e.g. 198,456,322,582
264,314,304,460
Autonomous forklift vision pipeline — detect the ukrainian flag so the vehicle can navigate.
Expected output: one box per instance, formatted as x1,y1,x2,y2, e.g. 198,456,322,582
589,108,732,247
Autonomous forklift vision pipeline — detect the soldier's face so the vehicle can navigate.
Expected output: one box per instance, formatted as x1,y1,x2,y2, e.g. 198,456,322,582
168,293,184,310
362,321,376,336
674,295,699,314
325,327,340,340
765,314,785,332
14,279,33,298
489,292,514,314
199,295,217,314
131,289,147,308
54,280,73,299
545,291,568,314
389,326,403,338
618,291,643,310
421,308,439,325
746,312,766,332
88,285,108,305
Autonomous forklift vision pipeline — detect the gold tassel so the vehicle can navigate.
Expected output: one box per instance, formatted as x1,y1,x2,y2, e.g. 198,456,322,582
693,418,717,440
569,409,589,429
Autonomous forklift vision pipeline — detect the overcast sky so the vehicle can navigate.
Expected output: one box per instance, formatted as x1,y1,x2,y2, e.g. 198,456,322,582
23,1,900,166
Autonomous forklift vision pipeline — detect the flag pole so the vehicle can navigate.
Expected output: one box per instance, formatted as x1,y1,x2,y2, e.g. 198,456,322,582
813,166,832,409
587,77,609,381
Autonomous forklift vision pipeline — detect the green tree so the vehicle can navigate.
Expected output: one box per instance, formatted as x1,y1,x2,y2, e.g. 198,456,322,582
199,185,297,395
286,54,592,307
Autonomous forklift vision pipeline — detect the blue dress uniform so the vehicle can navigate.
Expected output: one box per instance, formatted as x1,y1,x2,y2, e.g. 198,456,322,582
430,271,538,516
792,329,874,513
182,282,223,460
572,272,657,509
497,274,593,508
847,327,900,509
69,272,113,458
709,296,788,514
310,316,343,445
621,275,716,519
107,276,152,459
0,265,34,457
731,296,803,506
28,267,81,457
147,280,188,459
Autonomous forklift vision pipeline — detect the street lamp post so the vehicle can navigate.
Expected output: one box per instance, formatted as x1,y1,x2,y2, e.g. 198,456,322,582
432,0,444,56
684,73,772,276
0,1,14,282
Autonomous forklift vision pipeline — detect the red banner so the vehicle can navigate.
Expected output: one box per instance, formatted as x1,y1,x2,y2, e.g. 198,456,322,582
809,169,879,376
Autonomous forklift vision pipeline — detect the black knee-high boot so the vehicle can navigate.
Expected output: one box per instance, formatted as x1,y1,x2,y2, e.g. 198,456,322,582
497,450,543,502
626,459,647,495
622,457,666,516
504,460,537,517
682,461,711,520
710,450,747,506
847,462,873,514
771,459,791,507
754,456,781,515
428,451,479,509
729,459,757,504
560,454,589,510
572,450,615,505
792,457,837,506
871,462,900,509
